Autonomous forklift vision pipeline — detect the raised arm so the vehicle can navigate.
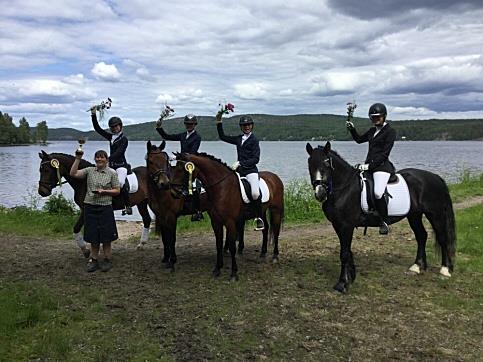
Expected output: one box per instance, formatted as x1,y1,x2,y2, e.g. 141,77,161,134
216,122,239,145
70,151,87,179
349,127,370,144
91,110,112,141
155,127,182,141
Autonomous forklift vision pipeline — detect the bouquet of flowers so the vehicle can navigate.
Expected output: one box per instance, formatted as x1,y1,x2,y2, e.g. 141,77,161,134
216,102,235,122
89,97,112,120
156,104,175,127
346,101,357,131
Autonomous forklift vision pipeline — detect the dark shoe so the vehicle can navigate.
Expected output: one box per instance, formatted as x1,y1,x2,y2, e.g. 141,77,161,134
123,206,133,215
254,217,265,231
379,221,389,235
101,258,113,272
191,211,204,222
86,259,99,272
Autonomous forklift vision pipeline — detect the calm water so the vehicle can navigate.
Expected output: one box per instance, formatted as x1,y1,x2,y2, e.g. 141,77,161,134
1,140,482,220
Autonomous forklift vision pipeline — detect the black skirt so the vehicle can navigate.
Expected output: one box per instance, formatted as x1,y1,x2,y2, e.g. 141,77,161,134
83,204,118,245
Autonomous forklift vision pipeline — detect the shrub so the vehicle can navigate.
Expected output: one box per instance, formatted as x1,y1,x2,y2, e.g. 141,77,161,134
42,193,77,215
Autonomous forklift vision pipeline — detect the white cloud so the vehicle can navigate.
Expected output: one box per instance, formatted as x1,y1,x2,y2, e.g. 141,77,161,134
234,83,269,100
91,62,121,82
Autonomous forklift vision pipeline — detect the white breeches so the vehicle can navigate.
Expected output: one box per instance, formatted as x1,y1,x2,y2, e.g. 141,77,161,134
373,171,390,199
246,173,260,200
116,167,127,188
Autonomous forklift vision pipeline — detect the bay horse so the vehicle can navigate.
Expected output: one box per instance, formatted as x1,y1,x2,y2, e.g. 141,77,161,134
306,142,456,293
37,151,152,257
171,152,284,281
145,141,211,270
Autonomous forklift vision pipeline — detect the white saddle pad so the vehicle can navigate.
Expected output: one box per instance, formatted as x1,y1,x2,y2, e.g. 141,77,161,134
126,173,139,194
361,174,411,216
237,174,270,204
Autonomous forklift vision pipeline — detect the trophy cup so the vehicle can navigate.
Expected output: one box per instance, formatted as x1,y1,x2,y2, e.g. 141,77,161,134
76,137,86,156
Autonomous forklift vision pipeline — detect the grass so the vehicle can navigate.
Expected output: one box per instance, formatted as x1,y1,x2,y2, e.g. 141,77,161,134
448,170,483,202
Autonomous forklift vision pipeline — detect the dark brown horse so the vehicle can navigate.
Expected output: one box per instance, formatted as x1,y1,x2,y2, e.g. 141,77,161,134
171,152,284,281
38,151,152,257
145,141,210,270
306,142,456,293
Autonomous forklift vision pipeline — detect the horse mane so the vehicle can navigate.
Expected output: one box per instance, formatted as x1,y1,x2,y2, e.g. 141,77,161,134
327,149,353,169
190,152,234,173
50,153,93,168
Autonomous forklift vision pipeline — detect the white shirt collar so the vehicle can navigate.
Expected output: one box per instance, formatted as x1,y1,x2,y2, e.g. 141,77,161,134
186,130,195,139
242,132,251,143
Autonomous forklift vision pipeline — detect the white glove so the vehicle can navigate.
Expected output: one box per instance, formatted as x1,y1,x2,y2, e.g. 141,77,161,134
346,121,355,130
357,163,369,171
231,161,240,170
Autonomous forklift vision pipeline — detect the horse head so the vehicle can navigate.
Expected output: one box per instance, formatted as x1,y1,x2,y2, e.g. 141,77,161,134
146,140,171,190
169,152,199,199
38,150,61,196
306,142,334,202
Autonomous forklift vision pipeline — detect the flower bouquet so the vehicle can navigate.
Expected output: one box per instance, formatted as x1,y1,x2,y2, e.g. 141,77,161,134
88,97,112,120
216,102,235,122
156,104,175,127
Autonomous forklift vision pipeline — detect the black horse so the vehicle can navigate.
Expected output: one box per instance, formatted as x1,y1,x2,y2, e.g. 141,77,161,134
306,142,456,293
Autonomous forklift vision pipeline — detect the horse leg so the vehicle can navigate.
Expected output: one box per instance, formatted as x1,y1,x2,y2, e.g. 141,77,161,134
73,209,90,258
260,212,269,258
159,225,170,264
425,212,454,277
166,216,178,272
332,223,356,293
236,218,245,255
270,209,282,264
211,219,224,278
136,201,151,250
226,220,238,282
407,214,428,274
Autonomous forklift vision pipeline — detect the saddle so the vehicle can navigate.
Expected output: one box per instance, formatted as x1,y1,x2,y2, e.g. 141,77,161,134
360,172,410,216
236,174,270,204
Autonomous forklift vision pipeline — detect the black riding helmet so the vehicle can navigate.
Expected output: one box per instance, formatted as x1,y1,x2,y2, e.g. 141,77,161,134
368,103,387,120
184,114,198,125
108,116,123,128
239,115,254,126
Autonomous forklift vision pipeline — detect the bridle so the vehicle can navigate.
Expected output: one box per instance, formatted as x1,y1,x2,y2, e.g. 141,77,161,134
39,158,66,189
311,155,334,195
147,150,171,184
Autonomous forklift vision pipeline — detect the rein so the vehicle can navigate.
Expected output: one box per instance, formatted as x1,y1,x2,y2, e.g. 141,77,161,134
40,159,67,188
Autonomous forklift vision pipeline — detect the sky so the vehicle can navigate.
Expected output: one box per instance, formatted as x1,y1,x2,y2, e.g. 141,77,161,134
1,0,483,130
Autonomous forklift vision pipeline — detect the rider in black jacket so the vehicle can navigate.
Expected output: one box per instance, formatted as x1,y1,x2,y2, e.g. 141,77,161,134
91,109,132,215
216,113,264,230
156,114,203,221
347,103,396,234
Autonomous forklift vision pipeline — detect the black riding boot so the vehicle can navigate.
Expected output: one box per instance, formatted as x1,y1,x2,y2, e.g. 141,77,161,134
374,197,389,235
252,197,265,231
121,184,132,215
190,191,204,222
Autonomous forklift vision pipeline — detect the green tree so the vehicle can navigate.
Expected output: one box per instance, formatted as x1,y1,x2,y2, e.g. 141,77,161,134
36,121,48,143
0,112,17,144
17,117,31,144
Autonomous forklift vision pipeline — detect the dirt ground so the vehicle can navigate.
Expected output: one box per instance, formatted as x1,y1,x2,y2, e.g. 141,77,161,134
1,197,482,360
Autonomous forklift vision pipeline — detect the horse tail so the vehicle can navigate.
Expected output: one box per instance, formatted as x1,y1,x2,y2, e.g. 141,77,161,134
434,177,457,269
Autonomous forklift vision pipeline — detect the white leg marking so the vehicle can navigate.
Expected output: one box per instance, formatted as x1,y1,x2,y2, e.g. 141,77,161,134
408,263,421,274
440,266,451,277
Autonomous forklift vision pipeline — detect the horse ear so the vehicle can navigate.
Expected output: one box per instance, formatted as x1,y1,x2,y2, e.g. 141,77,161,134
40,150,48,158
147,140,152,153
173,152,180,160
306,143,313,155
159,140,166,151
323,141,331,153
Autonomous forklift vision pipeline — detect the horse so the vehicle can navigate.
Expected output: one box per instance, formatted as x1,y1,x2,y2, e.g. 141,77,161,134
171,152,284,281
145,141,211,271
306,142,456,293
37,151,152,256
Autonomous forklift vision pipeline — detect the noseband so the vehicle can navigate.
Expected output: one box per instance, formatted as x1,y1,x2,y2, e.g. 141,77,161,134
39,159,63,189
148,151,171,183
311,156,334,194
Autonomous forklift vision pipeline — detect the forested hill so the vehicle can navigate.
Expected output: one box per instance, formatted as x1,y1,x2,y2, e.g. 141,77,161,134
48,114,483,141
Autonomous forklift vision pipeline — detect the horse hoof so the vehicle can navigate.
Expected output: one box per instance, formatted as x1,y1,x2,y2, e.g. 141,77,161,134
259,253,267,259
238,249,244,255
82,249,91,259
212,269,221,278
333,282,348,294
136,244,144,250
161,257,168,263
223,249,229,256
230,274,239,282
272,256,279,264
439,266,451,278
407,264,421,275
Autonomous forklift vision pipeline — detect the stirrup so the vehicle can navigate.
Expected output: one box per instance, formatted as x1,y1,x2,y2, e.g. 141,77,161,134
122,206,132,215
379,221,389,235
254,218,265,231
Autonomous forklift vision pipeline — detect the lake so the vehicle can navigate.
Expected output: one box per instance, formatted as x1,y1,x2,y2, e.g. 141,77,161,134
1,140,482,220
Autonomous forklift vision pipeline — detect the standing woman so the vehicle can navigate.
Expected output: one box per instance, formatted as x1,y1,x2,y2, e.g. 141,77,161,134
156,114,203,221
90,107,132,215
216,112,264,230
70,149,120,272
346,102,397,234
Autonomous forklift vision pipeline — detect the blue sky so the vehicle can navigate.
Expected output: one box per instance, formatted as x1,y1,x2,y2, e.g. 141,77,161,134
1,0,483,130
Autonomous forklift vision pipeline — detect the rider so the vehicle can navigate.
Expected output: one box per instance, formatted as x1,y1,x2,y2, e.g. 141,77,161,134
216,113,264,231
90,108,132,215
156,114,203,221
346,103,396,235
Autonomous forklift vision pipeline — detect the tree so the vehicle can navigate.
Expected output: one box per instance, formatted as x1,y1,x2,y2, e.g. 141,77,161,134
0,112,16,144
18,117,31,144
36,121,48,143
